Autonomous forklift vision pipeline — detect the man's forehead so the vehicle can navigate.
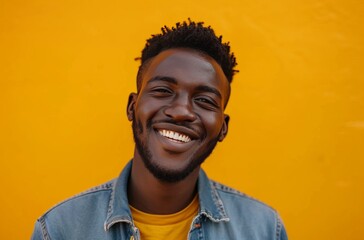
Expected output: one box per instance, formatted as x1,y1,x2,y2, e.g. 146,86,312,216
142,48,228,86
149,48,219,70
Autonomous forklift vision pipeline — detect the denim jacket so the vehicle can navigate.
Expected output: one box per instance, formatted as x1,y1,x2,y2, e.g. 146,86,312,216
32,161,288,240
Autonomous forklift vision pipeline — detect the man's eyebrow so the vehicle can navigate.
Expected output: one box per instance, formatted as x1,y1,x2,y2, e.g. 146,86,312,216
147,76,177,85
196,85,222,99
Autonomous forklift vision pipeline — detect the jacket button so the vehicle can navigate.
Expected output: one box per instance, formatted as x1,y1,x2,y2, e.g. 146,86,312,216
194,223,201,228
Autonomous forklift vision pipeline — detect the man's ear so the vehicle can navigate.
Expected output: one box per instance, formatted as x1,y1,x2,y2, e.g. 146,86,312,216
218,114,230,142
127,93,137,121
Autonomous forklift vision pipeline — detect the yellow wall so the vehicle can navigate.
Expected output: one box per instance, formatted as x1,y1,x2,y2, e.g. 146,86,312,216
1,1,363,239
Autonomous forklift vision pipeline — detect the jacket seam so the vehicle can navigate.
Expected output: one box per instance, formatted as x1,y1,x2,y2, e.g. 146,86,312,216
209,183,229,220
104,182,117,231
39,217,50,240
276,211,282,240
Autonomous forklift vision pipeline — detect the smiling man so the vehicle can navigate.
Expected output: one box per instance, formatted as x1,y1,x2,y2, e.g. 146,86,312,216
32,20,288,240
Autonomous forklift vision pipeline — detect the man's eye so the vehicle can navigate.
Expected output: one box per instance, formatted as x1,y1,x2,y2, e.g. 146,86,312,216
196,98,210,103
151,88,172,95
195,97,218,108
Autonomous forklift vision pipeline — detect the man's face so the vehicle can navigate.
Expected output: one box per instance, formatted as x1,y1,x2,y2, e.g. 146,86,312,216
128,48,230,182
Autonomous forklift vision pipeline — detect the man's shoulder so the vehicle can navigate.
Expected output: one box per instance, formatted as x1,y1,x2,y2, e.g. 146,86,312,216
203,179,287,240
33,180,118,239
209,179,278,218
38,179,116,227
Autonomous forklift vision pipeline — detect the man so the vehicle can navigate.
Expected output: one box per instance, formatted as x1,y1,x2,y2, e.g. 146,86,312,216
32,20,288,240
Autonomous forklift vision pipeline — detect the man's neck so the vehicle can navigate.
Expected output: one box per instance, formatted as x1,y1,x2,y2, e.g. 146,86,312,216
127,155,199,215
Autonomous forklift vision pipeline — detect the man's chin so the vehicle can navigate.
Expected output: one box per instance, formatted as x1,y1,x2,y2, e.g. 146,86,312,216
141,157,200,183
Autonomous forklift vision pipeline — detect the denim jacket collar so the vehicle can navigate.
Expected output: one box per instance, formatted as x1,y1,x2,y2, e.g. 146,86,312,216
104,161,230,231
196,169,230,223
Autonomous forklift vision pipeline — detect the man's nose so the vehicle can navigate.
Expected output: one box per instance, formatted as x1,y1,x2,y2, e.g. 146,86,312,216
163,95,197,122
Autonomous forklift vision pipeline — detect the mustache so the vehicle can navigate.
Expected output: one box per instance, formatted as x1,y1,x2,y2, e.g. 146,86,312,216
148,119,197,131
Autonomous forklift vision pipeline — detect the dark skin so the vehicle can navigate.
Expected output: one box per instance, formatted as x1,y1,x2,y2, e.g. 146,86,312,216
126,48,230,214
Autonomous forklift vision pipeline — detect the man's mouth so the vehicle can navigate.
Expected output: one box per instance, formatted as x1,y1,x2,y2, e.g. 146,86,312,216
158,129,192,143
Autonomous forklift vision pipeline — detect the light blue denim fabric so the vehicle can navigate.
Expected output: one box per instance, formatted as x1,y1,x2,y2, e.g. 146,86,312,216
32,161,288,240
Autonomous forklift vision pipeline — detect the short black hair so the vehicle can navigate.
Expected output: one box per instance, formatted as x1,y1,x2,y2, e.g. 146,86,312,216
136,19,238,91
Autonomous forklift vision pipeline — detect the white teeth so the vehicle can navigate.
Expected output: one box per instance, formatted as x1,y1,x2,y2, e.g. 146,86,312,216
158,130,191,143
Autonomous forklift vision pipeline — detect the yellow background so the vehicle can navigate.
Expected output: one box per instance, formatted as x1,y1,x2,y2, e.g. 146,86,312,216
1,0,363,239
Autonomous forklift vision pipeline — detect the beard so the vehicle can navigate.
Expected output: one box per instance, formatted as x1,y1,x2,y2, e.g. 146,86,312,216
132,114,220,183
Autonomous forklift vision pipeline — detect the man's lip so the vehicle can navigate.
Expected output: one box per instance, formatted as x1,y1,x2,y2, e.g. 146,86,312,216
152,122,200,140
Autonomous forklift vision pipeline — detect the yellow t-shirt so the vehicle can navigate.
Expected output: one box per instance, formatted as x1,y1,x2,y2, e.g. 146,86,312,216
130,195,199,240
